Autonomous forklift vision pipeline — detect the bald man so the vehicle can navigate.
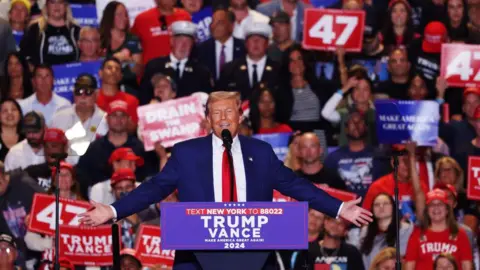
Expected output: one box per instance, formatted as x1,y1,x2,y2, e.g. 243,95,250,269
296,133,346,190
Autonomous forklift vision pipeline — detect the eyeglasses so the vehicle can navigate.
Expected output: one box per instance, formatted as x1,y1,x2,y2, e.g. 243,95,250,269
159,16,167,31
74,88,95,96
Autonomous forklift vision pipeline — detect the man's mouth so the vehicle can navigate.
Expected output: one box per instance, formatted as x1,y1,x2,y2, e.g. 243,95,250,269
219,123,230,129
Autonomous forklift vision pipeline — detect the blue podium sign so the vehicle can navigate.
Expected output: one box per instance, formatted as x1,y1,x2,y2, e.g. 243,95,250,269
160,202,308,250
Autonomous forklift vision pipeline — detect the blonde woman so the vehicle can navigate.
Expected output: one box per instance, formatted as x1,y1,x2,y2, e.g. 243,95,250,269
19,0,80,66
368,247,396,270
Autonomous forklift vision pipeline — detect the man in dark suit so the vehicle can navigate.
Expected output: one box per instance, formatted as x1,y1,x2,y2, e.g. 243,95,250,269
80,91,373,270
196,8,246,81
138,20,213,105
216,22,280,100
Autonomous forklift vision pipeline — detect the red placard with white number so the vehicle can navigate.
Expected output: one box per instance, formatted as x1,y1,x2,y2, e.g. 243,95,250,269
303,8,365,52
314,184,357,202
441,44,480,88
28,193,91,236
467,156,480,200
134,225,175,267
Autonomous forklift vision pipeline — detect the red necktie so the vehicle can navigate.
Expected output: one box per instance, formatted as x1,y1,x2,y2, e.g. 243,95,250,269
222,148,237,202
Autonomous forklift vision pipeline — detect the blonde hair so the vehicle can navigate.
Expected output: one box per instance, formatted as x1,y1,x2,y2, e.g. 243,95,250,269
33,1,77,33
434,157,464,192
205,91,242,115
79,26,100,39
368,247,396,270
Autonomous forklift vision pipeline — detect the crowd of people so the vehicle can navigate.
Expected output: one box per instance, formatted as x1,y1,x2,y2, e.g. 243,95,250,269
0,0,478,269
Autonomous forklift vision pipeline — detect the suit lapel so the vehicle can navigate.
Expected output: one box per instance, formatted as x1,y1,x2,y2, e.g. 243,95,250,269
239,136,256,201
198,134,215,201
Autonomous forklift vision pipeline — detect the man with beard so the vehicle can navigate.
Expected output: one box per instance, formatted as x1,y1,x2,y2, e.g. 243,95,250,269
296,132,346,190
4,111,46,172
324,111,386,199
294,217,364,270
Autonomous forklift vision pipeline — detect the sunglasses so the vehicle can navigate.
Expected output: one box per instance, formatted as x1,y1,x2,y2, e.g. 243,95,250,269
74,88,95,96
159,16,167,31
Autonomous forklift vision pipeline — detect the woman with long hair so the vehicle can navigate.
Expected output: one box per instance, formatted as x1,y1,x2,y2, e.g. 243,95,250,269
19,0,80,65
249,86,292,134
283,131,302,171
380,0,418,51
444,0,469,41
359,193,413,269
404,189,473,270
1,52,33,100
100,1,143,91
0,99,24,161
368,247,396,270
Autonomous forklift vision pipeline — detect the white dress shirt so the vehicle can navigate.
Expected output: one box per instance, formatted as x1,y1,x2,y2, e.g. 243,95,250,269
212,134,247,202
246,56,267,87
19,93,72,126
4,139,45,172
280,2,298,41
215,37,234,79
233,9,270,39
169,54,189,78
90,179,141,205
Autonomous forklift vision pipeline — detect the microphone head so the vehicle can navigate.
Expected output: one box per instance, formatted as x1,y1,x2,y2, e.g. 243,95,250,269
221,129,233,144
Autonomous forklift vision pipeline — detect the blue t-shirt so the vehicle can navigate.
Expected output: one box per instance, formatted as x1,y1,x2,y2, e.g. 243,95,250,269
192,7,213,43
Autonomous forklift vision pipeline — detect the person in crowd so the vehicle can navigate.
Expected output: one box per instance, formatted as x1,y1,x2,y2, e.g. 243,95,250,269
368,247,396,270
76,101,156,199
0,161,44,269
308,208,324,243
467,1,480,43
100,1,143,92
276,45,334,137
0,99,23,162
374,47,411,100
18,64,71,126
90,147,144,205
218,22,280,100
249,85,292,134
324,111,385,199
119,248,142,270
0,19,17,77
362,143,427,212
131,0,191,65
296,132,346,189
77,26,101,62
96,57,139,132
266,11,295,64
380,0,418,51
256,0,309,43
358,193,414,269
284,131,301,171
294,216,364,270
51,74,108,158
58,257,74,270
321,70,376,146
1,52,33,100
19,0,80,66
0,233,18,270
139,21,213,105
4,111,45,172
407,74,429,100
8,0,30,49
453,105,480,180
196,8,245,81
230,0,269,39
180,0,213,44
445,0,470,41
434,253,459,270
149,73,177,103
404,189,473,270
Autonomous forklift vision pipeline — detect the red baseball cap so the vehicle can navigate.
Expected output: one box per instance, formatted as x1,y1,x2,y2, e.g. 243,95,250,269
422,21,447,53
59,257,74,270
120,248,142,267
108,147,144,166
463,87,480,99
433,183,457,199
107,100,129,116
426,189,449,205
474,105,480,120
51,161,74,178
111,168,136,187
43,128,68,144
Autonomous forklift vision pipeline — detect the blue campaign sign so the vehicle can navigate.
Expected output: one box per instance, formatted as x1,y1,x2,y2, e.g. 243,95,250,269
351,57,389,83
52,61,102,102
375,100,440,146
253,132,292,161
160,202,308,250
71,4,99,27
192,7,213,43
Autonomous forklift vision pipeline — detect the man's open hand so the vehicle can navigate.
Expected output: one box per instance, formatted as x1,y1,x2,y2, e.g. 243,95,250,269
338,197,373,227
78,201,115,227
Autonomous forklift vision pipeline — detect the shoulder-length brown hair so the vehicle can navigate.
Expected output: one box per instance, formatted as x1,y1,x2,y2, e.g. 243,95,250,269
434,157,464,192
48,167,85,201
421,203,459,239
99,1,130,50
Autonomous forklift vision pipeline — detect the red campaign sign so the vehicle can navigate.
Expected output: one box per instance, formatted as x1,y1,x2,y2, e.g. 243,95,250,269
138,95,207,151
59,225,118,266
441,44,480,88
314,184,357,202
28,193,91,236
467,156,480,200
303,8,365,52
135,225,175,267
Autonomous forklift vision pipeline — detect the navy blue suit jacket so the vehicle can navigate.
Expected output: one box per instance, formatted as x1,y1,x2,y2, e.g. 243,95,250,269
112,134,342,269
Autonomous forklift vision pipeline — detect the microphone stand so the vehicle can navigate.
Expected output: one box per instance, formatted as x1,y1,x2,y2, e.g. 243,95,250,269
392,155,401,270
224,143,235,201
53,158,61,270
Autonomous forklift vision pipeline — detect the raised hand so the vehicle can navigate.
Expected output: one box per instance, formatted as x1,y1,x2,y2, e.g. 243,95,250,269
338,197,373,227
78,201,115,227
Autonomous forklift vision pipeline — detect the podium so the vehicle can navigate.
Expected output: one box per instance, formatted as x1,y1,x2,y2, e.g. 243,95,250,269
160,202,308,270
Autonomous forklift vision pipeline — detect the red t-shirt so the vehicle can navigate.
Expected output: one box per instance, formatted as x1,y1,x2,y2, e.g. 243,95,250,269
131,7,191,65
405,227,472,270
96,90,139,123
362,173,428,210
257,124,293,134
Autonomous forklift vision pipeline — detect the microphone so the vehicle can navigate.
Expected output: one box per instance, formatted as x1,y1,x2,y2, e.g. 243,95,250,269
221,129,233,151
